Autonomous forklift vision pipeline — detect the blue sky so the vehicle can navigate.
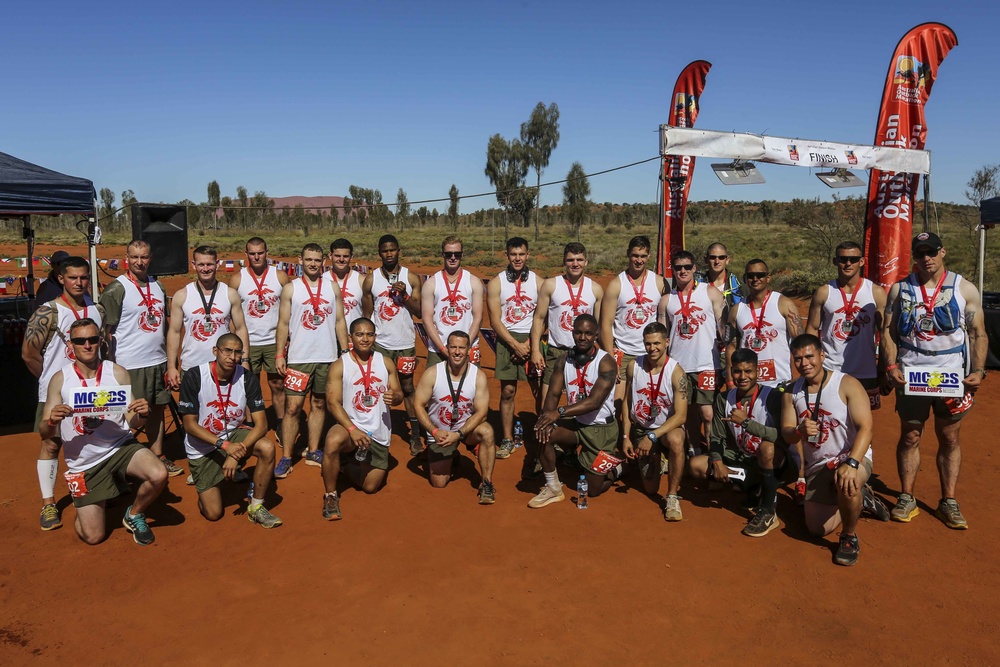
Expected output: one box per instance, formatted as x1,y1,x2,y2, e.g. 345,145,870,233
3,0,997,212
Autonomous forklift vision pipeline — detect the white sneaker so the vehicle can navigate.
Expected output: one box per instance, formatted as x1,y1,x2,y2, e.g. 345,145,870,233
528,484,565,509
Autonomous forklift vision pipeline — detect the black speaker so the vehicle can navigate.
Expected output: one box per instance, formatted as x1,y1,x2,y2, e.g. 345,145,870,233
131,204,189,276
982,197,1000,227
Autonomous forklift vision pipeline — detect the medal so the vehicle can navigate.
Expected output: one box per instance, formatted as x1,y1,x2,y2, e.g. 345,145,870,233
649,405,660,421
387,272,398,284
146,312,157,325
450,409,459,422
752,336,763,348
257,299,265,309
919,316,934,333
841,318,853,333
447,306,457,318
363,393,376,407
204,321,215,334
679,321,691,336
311,314,322,326
512,307,524,319
634,308,646,323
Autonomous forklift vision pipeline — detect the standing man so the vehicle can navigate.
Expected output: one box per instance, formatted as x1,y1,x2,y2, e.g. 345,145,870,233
621,323,689,521
40,318,167,546
696,242,743,309
274,243,349,478
488,237,540,459
657,250,725,452
421,235,485,367
531,315,621,509
329,238,363,335
23,256,105,531
166,245,249,389
178,333,282,528
882,232,987,529
361,234,424,456
413,331,497,504
530,242,604,405
231,236,289,437
600,236,665,404
806,241,886,411
726,259,801,388
320,318,404,520
781,334,874,566
689,348,786,537
100,240,180,476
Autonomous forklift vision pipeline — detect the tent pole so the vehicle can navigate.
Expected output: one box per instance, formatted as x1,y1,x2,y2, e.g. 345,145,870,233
979,224,986,298
922,174,930,233
88,196,99,302
23,215,36,312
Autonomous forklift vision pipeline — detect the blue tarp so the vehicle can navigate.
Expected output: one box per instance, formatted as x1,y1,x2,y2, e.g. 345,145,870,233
0,151,95,215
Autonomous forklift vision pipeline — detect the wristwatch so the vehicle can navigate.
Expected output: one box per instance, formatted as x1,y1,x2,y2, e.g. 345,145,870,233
844,457,860,470
646,431,657,443
215,438,227,450
557,406,567,418
974,368,987,379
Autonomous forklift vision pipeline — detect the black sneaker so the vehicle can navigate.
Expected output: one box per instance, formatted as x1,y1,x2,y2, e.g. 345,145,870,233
862,485,891,522
742,509,780,538
322,494,342,521
478,481,496,505
409,431,424,457
833,532,860,566
122,505,155,546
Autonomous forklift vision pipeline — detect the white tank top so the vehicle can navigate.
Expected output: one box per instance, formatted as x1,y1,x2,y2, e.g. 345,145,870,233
58,361,134,472
110,274,168,370
613,270,659,355
548,276,597,349
629,355,679,429
287,276,338,363
183,363,249,460
38,297,104,401
564,348,615,425
341,352,392,445
664,282,720,373
427,362,480,431
790,371,872,475
723,385,777,456
820,279,877,378
428,269,474,353
734,291,791,386
237,266,283,346
497,270,538,335
180,282,233,371
370,267,416,351
330,269,363,331
897,273,968,370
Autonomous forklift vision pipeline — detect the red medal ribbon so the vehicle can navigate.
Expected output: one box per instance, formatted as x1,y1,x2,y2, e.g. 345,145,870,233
73,362,104,387
838,281,861,321
249,266,270,300
210,361,234,423
919,271,947,317
738,385,760,426
626,271,648,310
748,291,772,338
350,351,375,396
126,272,156,316
645,357,667,412
302,276,323,315
60,294,89,321
564,277,585,314
444,269,464,305
675,283,695,321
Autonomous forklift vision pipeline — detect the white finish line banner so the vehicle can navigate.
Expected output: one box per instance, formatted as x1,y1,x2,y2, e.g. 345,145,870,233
660,127,931,174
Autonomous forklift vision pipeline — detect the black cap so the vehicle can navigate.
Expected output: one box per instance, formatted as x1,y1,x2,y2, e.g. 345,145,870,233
49,250,71,265
912,232,943,252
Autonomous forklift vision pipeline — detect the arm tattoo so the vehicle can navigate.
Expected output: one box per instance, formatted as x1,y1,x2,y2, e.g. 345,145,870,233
599,368,617,382
25,306,53,351
966,310,976,330
677,373,691,395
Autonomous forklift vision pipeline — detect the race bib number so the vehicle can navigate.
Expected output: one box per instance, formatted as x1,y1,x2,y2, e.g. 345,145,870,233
697,370,720,392
397,356,417,375
284,368,310,392
903,367,964,398
756,359,776,382
866,387,882,411
590,450,624,474
64,470,89,499
613,349,624,369
944,392,974,416
470,344,481,366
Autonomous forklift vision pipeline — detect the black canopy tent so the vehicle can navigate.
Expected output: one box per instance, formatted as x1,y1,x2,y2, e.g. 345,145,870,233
0,151,97,309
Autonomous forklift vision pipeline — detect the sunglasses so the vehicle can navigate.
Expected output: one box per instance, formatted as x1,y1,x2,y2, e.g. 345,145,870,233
707,254,728,260
71,336,101,345
835,256,862,265
745,272,769,280
443,251,463,259
672,264,694,272
913,248,940,258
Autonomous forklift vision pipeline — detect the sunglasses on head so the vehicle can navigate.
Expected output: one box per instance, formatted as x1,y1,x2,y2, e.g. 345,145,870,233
443,251,463,259
745,272,769,280
71,336,100,345
672,264,694,272
835,255,862,265
707,254,728,260
913,248,940,258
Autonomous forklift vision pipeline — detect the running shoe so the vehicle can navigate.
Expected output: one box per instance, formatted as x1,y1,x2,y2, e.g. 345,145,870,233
274,456,293,479
833,532,860,566
39,503,62,531
862,485,891,522
935,498,968,530
527,484,565,509
247,504,283,529
496,439,515,460
322,494,342,521
663,494,683,522
158,456,184,477
891,492,919,523
409,431,424,457
742,509,780,538
186,473,194,486
478,481,496,505
122,505,155,546
304,449,324,467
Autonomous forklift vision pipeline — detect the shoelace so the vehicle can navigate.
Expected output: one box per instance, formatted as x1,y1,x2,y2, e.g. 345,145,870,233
42,505,58,519
129,513,150,532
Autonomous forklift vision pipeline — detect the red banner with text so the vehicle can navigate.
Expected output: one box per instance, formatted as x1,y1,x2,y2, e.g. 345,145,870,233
863,23,957,287
658,60,711,276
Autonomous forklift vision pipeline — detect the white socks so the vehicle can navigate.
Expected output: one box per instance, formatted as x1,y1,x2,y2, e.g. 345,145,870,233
37,459,58,500
249,497,263,510
544,471,559,490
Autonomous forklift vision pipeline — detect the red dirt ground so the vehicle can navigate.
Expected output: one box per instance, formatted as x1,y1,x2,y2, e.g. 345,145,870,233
1,243,998,665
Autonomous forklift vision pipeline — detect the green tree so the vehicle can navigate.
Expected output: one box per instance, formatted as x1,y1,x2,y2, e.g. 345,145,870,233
520,102,560,241
396,188,410,230
562,162,591,240
207,180,221,230
961,164,1000,238
236,185,249,228
448,184,460,232
250,191,273,228
119,189,137,230
99,188,115,226
484,133,529,240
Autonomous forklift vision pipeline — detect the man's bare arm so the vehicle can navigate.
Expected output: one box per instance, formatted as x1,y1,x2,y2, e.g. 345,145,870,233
21,304,54,377
805,285,827,337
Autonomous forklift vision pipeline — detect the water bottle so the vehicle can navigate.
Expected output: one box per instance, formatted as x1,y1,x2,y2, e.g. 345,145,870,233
355,431,373,462
513,420,524,449
246,481,254,502
577,475,589,510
